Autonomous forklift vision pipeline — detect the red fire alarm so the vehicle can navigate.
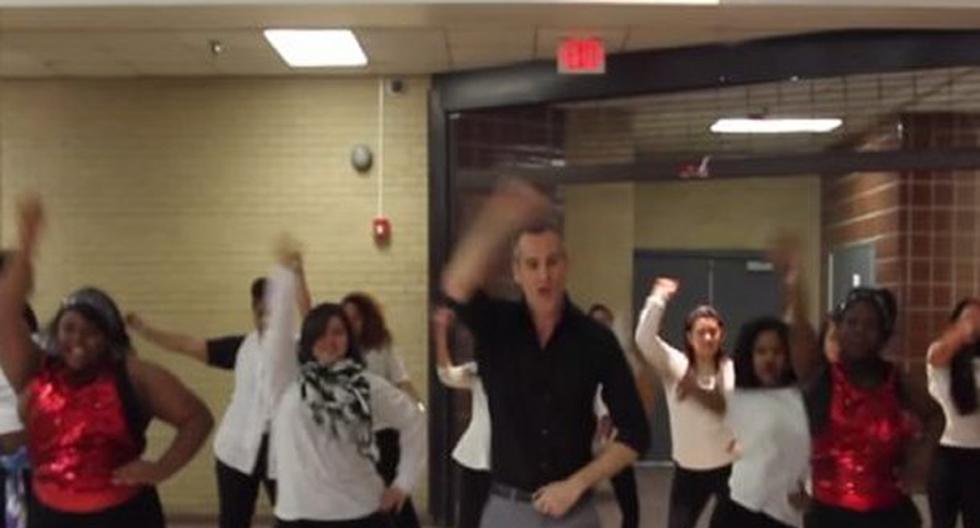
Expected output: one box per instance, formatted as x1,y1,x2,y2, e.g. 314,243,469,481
373,216,392,246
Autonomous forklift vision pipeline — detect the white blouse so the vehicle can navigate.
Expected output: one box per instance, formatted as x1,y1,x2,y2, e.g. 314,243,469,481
927,344,980,448
0,372,20,436
212,330,275,475
263,266,426,521
726,388,810,527
363,345,411,385
635,292,735,470
437,362,490,471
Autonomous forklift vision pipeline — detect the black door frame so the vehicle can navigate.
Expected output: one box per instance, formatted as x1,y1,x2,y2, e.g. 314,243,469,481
427,29,980,523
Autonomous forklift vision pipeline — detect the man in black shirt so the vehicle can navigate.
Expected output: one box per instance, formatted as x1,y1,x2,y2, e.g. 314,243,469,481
126,249,311,528
442,181,650,527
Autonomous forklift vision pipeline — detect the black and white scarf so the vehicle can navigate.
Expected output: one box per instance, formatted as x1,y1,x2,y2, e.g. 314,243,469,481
299,358,378,462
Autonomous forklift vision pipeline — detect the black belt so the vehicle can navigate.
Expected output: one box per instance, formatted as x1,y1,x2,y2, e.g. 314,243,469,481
490,482,535,502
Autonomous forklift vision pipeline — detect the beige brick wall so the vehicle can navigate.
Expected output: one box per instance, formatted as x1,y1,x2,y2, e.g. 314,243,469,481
0,77,430,515
563,182,636,346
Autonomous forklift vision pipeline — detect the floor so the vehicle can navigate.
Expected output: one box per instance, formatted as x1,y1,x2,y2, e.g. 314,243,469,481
173,465,936,527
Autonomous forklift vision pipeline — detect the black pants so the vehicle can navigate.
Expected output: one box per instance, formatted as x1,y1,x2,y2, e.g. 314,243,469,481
611,466,639,528
928,445,980,528
804,498,920,528
276,513,393,528
375,429,421,528
710,497,792,528
216,434,277,528
667,464,731,528
455,465,491,528
27,487,164,528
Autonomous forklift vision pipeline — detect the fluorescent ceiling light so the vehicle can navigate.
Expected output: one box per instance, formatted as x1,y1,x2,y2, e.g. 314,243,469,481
264,29,367,68
711,117,842,134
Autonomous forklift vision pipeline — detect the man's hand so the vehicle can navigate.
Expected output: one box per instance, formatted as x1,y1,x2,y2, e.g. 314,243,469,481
533,477,587,518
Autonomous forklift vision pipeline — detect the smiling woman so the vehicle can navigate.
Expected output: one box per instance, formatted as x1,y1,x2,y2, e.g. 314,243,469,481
261,263,426,528
634,277,735,528
0,196,214,528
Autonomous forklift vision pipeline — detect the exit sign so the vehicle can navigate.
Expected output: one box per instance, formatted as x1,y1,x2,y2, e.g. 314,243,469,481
557,38,606,74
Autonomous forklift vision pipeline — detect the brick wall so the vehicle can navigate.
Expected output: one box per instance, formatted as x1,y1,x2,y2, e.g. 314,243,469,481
822,112,980,365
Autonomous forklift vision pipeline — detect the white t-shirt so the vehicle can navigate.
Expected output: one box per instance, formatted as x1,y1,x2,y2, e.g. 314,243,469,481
635,293,735,470
437,362,490,471
363,345,410,386
726,388,810,527
927,346,980,448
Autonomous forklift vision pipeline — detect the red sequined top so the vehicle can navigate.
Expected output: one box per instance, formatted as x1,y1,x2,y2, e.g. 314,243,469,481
26,361,145,513
811,363,913,512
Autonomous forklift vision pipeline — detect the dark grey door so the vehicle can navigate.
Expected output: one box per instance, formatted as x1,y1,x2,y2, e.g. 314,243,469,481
632,250,782,462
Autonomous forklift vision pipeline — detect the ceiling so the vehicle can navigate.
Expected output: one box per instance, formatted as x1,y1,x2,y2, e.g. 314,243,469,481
449,65,980,176
561,66,980,162
0,3,979,77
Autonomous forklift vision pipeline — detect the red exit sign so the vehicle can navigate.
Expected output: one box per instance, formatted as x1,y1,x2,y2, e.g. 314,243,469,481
557,38,606,75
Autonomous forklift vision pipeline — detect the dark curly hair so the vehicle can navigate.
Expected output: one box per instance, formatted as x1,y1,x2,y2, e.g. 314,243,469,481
341,292,392,350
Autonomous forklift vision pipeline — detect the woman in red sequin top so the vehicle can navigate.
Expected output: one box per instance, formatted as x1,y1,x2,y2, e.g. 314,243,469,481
0,197,214,528
776,242,944,528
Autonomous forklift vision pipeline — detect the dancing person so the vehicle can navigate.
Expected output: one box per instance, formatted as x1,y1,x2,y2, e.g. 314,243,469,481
442,181,649,528
635,278,734,528
0,196,213,528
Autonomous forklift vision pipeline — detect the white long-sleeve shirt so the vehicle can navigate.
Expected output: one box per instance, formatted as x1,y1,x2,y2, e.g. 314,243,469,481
263,266,426,521
634,292,734,470
437,362,490,471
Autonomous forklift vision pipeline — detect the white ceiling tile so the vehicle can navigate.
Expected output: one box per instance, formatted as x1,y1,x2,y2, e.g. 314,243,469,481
355,28,449,74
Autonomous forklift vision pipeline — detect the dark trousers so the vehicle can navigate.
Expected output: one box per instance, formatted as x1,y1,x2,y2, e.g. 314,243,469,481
456,465,491,528
375,429,421,528
275,513,393,528
611,467,639,528
804,498,920,528
667,464,731,528
928,445,980,528
27,487,164,528
217,434,277,528
710,497,792,528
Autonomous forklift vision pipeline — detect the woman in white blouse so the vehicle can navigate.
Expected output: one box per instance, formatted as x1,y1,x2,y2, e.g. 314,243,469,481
264,265,426,528
711,317,809,528
432,307,490,528
926,298,980,528
635,278,734,528
341,292,424,528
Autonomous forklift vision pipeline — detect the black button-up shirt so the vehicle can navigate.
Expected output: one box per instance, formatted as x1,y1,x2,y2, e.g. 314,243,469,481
450,291,650,492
